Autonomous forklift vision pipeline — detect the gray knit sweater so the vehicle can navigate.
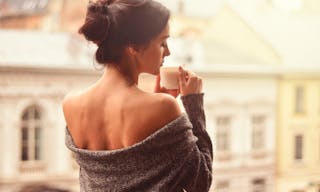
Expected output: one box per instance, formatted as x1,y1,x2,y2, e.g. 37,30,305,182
65,93,213,192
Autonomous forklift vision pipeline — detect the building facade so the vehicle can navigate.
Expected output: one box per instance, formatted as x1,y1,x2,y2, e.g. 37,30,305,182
201,69,277,192
0,29,99,191
277,74,320,192
0,66,99,192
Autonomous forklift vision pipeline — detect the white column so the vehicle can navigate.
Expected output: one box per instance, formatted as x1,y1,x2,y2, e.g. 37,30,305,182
49,98,71,175
1,100,19,178
242,104,251,157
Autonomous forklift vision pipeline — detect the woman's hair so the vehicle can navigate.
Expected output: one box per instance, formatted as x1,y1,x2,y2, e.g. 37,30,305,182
79,0,170,66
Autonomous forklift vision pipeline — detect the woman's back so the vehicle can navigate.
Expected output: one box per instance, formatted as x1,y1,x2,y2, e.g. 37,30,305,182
64,93,213,192
63,81,181,151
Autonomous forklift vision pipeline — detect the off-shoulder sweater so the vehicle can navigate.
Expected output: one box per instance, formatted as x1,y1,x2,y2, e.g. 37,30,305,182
65,93,213,192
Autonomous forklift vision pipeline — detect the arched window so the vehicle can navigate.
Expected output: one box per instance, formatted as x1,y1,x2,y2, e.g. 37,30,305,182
21,105,43,161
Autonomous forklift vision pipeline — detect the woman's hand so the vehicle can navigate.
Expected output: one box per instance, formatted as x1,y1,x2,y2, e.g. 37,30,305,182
154,75,180,98
178,66,203,96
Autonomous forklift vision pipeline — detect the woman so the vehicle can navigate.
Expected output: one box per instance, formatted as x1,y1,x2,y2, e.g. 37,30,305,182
63,0,213,191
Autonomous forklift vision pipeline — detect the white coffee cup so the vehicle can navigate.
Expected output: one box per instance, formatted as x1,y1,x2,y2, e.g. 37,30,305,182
160,66,179,89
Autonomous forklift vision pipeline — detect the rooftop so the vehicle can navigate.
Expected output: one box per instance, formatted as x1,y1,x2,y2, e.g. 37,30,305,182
0,30,95,69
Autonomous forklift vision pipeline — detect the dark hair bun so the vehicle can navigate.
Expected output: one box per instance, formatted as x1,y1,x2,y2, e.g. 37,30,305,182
78,0,170,66
88,0,109,14
79,1,111,45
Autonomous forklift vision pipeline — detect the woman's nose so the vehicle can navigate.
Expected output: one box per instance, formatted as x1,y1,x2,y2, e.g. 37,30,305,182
164,47,170,57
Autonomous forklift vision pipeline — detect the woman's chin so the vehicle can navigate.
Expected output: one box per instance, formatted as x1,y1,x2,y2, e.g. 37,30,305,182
143,71,159,76
143,67,160,75
153,70,160,76
151,68,160,75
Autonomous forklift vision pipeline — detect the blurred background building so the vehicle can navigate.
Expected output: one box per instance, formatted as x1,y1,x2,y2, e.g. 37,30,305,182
0,0,320,192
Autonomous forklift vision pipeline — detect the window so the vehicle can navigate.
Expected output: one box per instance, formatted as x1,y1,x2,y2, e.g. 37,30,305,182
252,179,265,192
294,134,303,161
216,116,231,152
294,86,305,114
21,105,43,161
216,181,229,192
252,115,266,150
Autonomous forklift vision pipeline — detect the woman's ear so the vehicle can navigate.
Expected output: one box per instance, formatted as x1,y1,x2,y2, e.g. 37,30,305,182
128,47,136,55
126,46,139,56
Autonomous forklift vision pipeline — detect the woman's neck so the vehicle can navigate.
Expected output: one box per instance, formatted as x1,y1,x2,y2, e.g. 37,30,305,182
101,66,139,87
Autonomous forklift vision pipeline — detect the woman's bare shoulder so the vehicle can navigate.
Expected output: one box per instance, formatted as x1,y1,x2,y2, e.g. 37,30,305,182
62,89,87,122
62,90,89,148
139,93,182,129
125,93,182,145
62,91,79,110
151,93,181,118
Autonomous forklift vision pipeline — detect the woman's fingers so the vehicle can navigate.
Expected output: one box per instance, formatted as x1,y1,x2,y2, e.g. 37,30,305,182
166,89,179,98
154,75,180,97
178,66,186,87
160,87,180,98
157,66,202,97
178,66,203,96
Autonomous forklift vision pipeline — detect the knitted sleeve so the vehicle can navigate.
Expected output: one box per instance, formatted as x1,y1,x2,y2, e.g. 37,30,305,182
180,93,213,192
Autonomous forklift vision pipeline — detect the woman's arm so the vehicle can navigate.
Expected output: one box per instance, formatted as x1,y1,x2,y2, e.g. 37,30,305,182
180,93,213,192
178,67,213,192
154,66,213,191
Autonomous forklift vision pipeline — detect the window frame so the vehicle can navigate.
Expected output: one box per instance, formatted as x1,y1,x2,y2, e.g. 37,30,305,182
216,116,231,152
293,134,304,162
20,105,43,162
252,178,266,192
251,115,266,150
294,85,305,114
